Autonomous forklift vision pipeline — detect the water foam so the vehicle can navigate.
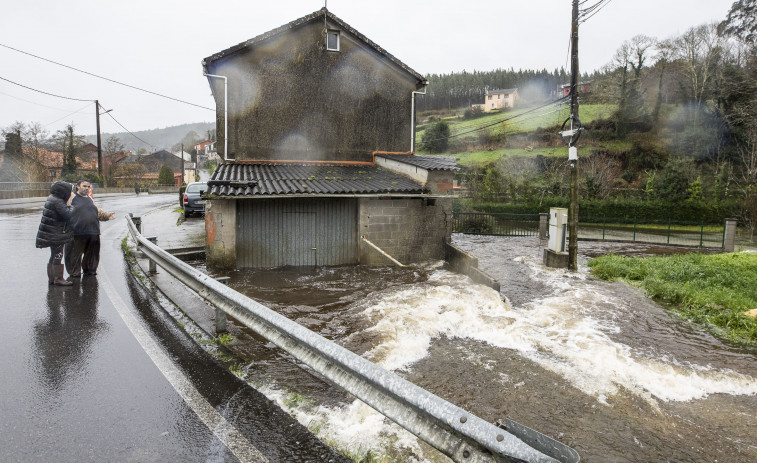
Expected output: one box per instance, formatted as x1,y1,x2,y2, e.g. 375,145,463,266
350,265,757,405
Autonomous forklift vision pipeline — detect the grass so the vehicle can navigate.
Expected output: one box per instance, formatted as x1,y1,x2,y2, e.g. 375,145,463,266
417,103,617,140
448,147,567,166
588,252,757,346
414,103,623,166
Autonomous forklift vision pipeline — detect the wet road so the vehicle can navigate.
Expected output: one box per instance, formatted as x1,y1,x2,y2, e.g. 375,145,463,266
0,194,345,462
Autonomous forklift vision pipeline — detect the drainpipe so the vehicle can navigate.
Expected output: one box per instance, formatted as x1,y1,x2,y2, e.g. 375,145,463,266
410,83,428,153
203,73,229,161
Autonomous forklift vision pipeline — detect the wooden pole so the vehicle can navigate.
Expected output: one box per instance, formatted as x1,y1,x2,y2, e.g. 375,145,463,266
96,100,103,179
568,0,580,271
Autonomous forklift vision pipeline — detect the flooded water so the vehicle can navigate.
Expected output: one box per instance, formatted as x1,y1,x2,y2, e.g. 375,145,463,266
206,236,757,462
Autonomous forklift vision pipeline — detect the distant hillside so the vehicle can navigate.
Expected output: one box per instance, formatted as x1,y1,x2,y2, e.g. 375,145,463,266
85,121,214,153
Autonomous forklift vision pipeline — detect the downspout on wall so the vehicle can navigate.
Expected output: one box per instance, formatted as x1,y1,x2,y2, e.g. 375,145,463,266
201,63,229,162
410,83,428,153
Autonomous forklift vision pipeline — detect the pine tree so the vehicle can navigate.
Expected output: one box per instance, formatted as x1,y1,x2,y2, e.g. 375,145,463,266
60,124,78,178
157,164,175,185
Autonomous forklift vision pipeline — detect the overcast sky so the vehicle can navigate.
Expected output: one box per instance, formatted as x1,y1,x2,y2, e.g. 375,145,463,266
0,0,735,139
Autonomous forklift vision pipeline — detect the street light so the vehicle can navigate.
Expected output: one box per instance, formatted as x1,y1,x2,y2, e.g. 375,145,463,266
203,73,228,161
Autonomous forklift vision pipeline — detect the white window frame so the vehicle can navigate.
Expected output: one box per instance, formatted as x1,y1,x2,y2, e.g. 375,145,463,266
326,30,340,51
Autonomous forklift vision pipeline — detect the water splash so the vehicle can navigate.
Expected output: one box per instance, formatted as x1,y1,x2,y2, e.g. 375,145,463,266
348,263,757,405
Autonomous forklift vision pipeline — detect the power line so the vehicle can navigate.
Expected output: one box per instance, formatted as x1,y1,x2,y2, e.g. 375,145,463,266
579,0,614,23
0,75,92,102
0,89,86,112
44,102,95,128
103,111,158,151
0,42,215,111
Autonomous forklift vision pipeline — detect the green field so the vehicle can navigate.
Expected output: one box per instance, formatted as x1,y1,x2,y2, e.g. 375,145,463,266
416,103,617,140
588,252,757,346
416,103,619,164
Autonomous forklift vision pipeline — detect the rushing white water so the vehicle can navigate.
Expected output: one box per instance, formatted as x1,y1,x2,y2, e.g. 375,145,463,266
348,260,757,407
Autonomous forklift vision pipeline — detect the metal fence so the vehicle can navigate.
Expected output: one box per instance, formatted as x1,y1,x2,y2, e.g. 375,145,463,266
579,217,725,248
452,211,730,249
453,212,541,237
125,214,578,463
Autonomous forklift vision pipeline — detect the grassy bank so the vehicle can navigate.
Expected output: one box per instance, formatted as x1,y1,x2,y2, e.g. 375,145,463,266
588,252,757,346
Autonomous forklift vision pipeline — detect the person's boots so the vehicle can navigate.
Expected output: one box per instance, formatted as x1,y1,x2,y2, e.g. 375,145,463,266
52,264,73,286
47,263,54,285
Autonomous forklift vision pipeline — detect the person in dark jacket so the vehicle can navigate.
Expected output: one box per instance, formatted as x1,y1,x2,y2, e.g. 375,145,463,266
64,180,115,278
36,181,76,286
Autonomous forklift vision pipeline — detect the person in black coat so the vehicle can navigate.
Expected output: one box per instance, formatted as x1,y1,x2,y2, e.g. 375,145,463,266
64,179,115,278
36,181,76,286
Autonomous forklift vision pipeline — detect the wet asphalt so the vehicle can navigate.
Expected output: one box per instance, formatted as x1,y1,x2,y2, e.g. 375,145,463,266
0,193,347,463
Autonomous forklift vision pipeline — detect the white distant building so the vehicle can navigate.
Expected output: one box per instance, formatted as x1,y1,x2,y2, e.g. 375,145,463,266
472,88,519,112
172,150,193,162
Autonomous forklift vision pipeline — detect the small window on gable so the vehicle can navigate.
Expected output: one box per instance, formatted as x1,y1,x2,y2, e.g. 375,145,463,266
327,30,340,51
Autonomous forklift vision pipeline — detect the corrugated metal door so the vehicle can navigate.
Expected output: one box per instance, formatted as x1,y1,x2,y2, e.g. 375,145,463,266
236,198,357,267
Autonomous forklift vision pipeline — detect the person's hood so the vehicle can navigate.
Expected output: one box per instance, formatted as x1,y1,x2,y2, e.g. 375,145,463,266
50,181,73,201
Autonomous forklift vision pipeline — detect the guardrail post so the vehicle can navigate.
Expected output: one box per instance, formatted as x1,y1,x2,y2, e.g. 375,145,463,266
699,221,704,247
633,217,637,242
146,236,157,274
129,214,142,249
214,277,230,333
723,218,737,251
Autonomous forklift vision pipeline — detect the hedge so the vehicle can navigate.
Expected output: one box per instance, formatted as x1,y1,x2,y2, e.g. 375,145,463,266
459,197,742,225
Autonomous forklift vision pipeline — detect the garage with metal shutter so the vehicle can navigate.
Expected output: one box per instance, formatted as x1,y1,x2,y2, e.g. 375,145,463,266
236,198,358,267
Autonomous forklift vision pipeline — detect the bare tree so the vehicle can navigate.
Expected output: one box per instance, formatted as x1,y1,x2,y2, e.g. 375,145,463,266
671,24,725,113
582,153,623,199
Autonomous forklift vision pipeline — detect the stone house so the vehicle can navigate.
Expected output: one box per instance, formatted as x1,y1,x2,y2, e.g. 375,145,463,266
201,7,458,269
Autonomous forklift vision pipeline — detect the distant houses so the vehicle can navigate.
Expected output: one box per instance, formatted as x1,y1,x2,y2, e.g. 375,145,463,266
113,149,188,186
472,88,519,112
560,81,592,97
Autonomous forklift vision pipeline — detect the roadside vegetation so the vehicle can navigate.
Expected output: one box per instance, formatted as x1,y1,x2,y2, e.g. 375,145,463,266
588,252,757,346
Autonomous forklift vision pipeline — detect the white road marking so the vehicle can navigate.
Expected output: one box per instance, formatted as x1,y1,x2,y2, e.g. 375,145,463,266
100,243,268,463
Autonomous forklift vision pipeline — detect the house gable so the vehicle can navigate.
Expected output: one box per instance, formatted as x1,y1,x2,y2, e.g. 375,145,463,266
202,8,427,163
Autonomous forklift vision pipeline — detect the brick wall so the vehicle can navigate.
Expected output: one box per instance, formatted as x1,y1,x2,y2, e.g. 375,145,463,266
358,197,452,265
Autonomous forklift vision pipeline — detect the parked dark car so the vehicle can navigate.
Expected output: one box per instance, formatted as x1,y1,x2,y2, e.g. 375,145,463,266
182,182,207,217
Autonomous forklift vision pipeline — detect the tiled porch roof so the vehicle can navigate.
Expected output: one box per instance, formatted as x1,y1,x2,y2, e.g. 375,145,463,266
207,162,426,196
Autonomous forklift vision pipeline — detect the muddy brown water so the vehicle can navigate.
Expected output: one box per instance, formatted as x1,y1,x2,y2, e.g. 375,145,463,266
201,236,757,462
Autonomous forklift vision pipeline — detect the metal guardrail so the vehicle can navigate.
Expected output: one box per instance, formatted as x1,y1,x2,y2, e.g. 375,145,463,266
0,182,103,191
125,214,579,463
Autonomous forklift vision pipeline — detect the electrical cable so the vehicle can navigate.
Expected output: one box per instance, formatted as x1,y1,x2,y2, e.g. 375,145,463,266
0,75,92,102
0,89,86,112
43,102,95,128
579,0,614,23
103,111,158,150
0,42,215,111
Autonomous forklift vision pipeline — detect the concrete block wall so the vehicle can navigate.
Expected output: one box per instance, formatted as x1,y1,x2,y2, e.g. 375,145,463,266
205,199,237,268
358,197,452,265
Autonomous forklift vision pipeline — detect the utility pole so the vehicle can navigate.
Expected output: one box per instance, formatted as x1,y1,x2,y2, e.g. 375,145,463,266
568,0,580,271
95,100,103,179
181,143,185,185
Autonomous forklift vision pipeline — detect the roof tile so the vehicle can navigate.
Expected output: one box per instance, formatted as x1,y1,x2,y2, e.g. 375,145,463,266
208,163,426,196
